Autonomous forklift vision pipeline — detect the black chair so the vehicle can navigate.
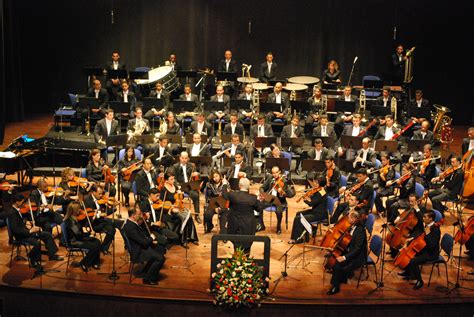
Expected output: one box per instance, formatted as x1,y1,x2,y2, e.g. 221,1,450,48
357,234,382,288
120,230,142,283
421,233,452,288
60,222,88,275
6,218,33,268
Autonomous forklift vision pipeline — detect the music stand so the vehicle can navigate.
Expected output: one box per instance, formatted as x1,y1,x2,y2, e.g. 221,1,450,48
335,101,356,113
221,134,243,143
177,70,197,82
216,71,237,82
301,159,326,173
254,137,277,148
107,69,128,79
164,134,182,146
260,102,283,114
155,154,175,168
142,97,164,110
281,137,304,148
322,82,338,91
185,134,208,144
203,101,226,114
230,99,251,112
408,106,430,119
172,100,196,113
106,134,128,148
82,67,104,77
336,159,356,173
265,157,290,172
109,101,131,114
78,96,100,109
369,105,392,117
129,70,149,80
223,157,233,168
290,101,310,114
407,139,430,152
312,136,335,149
340,136,363,150
374,140,398,153
135,135,155,145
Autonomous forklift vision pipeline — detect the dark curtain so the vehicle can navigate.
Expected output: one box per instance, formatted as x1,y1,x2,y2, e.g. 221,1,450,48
8,0,474,124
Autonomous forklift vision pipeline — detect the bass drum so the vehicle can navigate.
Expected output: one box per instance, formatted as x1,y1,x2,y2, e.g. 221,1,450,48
135,66,180,92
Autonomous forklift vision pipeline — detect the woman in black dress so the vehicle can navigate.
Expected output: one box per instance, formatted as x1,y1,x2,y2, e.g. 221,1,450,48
118,146,139,207
204,170,229,234
86,149,117,197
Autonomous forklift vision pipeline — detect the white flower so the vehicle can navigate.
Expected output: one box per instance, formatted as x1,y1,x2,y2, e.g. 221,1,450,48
221,260,225,264
231,272,236,277
216,263,221,269
211,273,216,278
219,269,223,274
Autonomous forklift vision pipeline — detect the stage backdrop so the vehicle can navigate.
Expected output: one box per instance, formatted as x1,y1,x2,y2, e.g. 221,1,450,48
4,0,473,124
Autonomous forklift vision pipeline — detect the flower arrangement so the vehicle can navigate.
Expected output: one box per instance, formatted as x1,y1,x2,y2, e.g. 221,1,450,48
210,249,269,309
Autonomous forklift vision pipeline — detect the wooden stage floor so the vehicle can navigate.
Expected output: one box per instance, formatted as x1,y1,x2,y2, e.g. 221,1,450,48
1,114,473,307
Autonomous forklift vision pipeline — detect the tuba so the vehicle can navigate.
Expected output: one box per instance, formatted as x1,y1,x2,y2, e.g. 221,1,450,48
391,96,398,121
432,105,452,142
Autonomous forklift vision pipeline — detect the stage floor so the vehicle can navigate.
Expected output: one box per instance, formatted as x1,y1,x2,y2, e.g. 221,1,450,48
1,114,473,306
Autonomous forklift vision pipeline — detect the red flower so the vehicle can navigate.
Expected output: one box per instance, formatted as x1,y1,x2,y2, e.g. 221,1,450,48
227,288,232,296
247,279,252,283
248,287,253,292
227,263,232,267
234,295,239,300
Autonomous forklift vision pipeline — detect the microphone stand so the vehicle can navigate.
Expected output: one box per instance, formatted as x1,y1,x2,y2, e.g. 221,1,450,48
347,57,358,87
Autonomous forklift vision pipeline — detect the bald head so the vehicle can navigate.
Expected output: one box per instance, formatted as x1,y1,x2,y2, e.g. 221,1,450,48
239,178,250,191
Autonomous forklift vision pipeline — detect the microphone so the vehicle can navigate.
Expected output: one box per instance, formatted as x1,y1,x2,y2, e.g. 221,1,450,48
111,10,114,24
353,56,358,64
393,26,397,40
248,21,251,34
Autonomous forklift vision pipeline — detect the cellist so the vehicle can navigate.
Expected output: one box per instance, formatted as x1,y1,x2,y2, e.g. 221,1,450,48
327,211,367,295
398,210,440,290
386,163,416,223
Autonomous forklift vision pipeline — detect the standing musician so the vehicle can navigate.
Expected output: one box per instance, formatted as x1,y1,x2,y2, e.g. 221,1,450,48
306,86,324,127
118,146,139,207
190,112,213,136
412,120,434,145
159,172,199,245
312,115,336,141
172,152,202,224
93,108,119,146
222,178,263,253
462,127,474,155
322,60,342,85
145,81,170,119
225,151,252,180
127,106,151,136
374,114,401,140
223,112,245,136
281,116,304,173
338,168,374,216
391,45,406,85
204,170,229,234
58,167,83,213
326,211,367,295
289,177,327,244
266,82,290,122
29,178,63,233
8,193,63,272
218,50,238,73
208,85,231,122
375,87,391,107
238,84,255,121
105,51,126,99
166,53,181,71
86,149,117,197
179,84,202,113
258,166,295,234
63,201,101,271
134,158,158,200
139,188,179,247
259,52,277,83
187,133,211,175
398,210,440,290
122,207,166,285
428,156,464,215
409,143,437,188
373,153,396,215
386,164,416,223
117,80,137,117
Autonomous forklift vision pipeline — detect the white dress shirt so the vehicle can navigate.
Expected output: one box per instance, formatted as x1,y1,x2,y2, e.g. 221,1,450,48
123,91,128,103
94,89,100,99
145,170,155,189
233,163,241,178
384,127,394,140
321,125,328,137
181,165,188,183
106,119,112,136
351,126,361,137
258,125,265,137
191,143,201,156
469,139,474,151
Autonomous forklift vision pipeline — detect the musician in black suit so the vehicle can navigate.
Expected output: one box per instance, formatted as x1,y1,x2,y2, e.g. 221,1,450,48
289,177,328,244
221,134,247,160
429,156,465,214
179,84,202,113
249,114,274,138
222,178,263,253
152,135,174,168
307,138,331,161
259,52,277,83
105,51,126,99
375,87,392,107
266,82,290,121
87,79,109,113
410,144,437,188
462,127,474,155
322,60,342,85
134,158,158,199
223,112,245,136
386,164,417,223
208,85,231,122
391,45,406,85
312,115,336,140
93,108,119,144
409,90,430,108
117,81,137,117
217,50,238,73
122,207,166,285
281,116,304,172
127,106,151,135
225,151,252,180
306,86,324,127
145,81,171,119
322,157,341,198
330,194,359,224
327,211,368,295
166,53,181,71
238,84,256,121
28,178,63,233
374,114,401,140
339,169,374,216
8,193,63,271
400,210,440,290
338,86,358,103
190,113,213,136
187,133,211,175
412,120,434,145
352,138,377,170
373,153,395,214
337,114,367,160
172,152,201,223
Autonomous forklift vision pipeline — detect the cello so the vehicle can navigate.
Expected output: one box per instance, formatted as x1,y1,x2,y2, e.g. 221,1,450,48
454,216,474,245
393,233,426,269
462,149,474,199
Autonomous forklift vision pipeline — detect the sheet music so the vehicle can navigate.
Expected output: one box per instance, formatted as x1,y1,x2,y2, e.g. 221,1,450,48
180,209,191,233
300,213,312,236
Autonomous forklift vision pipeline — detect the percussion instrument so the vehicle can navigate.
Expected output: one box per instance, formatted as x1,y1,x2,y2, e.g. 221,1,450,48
135,66,179,92
283,83,308,101
287,76,320,85
237,77,259,84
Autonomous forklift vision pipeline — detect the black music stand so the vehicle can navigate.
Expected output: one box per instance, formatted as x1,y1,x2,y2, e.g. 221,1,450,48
369,105,392,117
185,134,208,144
254,137,277,148
322,82,338,91
290,101,310,114
129,70,149,80
203,101,226,114
407,139,430,152
177,70,197,83
172,100,196,113
408,106,430,119
142,97,164,110
265,157,290,172
106,134,128,148
340,136,363,150
301,159,326,173
216,71,237,82
82,67,104,90
164,134,182,146
109,101,132,131
221,134,243,143
230,99,251,112
336,159,356,173
260,102,283,114
135,135,155,145
374,140,398,153
228,178,240,191
223,157,233,168
107,69,128,79
78,96,100,109
155,154,175,168
335,101,356,113
281,137,304,148
312,136,335,149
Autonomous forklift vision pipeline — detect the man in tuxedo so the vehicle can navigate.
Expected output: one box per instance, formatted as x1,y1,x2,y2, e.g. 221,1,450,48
412,120,434,145
93,109,119,160
391,45,406,85
429,156,464,214
173,152,201,223
122,207,166,285
259,52,277,83
223,112,244,136
218,50,238,73
307,138,330,161
187,133,211,175
87,79,109,113
135,158,158,199
266,82,290,121
338,86,358,103
222,134,246,159
152,135,173,168
179,84,202,113
250,114,274,138
29,178,63,233
166,53,181,71
222,178,263,253
337,114,367,160
462,127,474,155
374,114,401,140
225,151,252,180
281,116,304,172
352,137,377,170
190,113,213,136
409,90,430,108
339,168,374,216
117,81,137,117
375,87,391,107
238,83,255,121
327,211,367,295
8,193,63,272
105,51,126,99
145,81,170,119
127,106,151,136
312,115,336,140
208,85,231,122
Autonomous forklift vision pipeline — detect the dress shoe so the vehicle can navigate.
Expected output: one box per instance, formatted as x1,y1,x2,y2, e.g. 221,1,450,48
80,263,89,273
467,271,474,275
191,240,199,246
49,255,64,261
143,279,158,285
276,229,282,235
413,280,424,290
102,250,111,255
92,264,101,270
398,271,409,277
256,224,266,232
181,243,189,249
326,287,340,295
195,215,202,224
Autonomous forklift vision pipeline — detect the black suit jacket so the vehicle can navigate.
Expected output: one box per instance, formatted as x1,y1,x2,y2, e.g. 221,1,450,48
354,148,377,168
307,147,330,160
135,169,158,197
312,124,336,140
93,118,119,143
222,188,263,238
391,53,405,78
209,95,231,114
267,92,290,115
186,143,211,157
105,61,126,71
172,162,194,185
259,62,278,83
152,145,172,166
223,122,244,136
116,90,137,113
304,191,327,216
87,88,109,109
122,220,155,262
149,89,170,110
344,224,368,267
409,98,430,108
179,93,201,112
218,59,238,73
8,208,31,240
323,167,341,197
375,96,391,107
226,162,252,179
281,124,304,138
443,168,464,197
337,95,358,103
250,124,274,138
190,121,213,136
341,124,367,137
420,224,440,258
412,129,434,144
354,181,374,215
29,188,51,210
462,138,472,155
374,125,401,140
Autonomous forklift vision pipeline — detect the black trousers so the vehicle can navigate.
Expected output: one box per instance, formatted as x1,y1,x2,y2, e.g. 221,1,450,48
73,238,101,267
22,231,58,264
139,248,165,282
405,253,438,281
92,218,116,252
386,197,409,223
186,190,200,216
429,188,450,214
331,259,363,289
121,180,132,203
36,211,63,233
259,202,284,230
204,207,229,234
290,209,325,241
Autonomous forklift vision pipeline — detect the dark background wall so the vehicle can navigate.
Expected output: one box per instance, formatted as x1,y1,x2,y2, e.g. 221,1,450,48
4,0,473,124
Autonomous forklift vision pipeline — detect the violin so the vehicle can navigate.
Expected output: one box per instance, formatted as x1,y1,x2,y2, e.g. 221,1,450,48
77,207,95,221
326,164,334,185
103,165,116,184
390,170,413,186
174,192,185,210
19,202,38,214
44,186,65,198
122,162,142,182
419,155,431,175
296,186,322,203
67,176,90,189
454,216,474,245
156,172,165,191
271,176,286,196
97,194,117,206
0,181,18,191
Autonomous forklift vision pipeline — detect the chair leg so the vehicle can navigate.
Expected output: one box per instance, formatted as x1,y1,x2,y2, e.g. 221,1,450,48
356,266,364,288
9,246,15,268
66,251,71,275
428,264,436,287
444,263,449,289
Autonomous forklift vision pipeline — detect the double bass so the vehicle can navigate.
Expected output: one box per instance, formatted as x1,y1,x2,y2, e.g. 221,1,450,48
462,149,474,199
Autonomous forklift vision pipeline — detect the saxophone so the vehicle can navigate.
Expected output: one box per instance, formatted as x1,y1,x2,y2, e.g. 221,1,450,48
391,96,398,121
359,90,367,123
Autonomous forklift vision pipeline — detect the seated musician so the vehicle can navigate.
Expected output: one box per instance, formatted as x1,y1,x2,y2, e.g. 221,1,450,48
462,127,474,155
29,178,63,233
118,146,139,207
83,184,121,255
409,143,437,189
139,188,179,247
412,120,434,144
266,143,284,160
352,137,377,170
373,153,396,215
338,86,358,103
190,112,213,136
375,87,391,107
428,156,464,215
258,166,295,234
86,149,117,197
409,89,430,108
145,81,170,119
152,135,174,167
187,133,211,175
338,168,374,216
208,85,231,122
172,152,202,224
281,115,304,173
122,207,166,285
312,114,336,140
250,114,274,139
306,86,324,127
225,151,252,180
105,51,126,99
159,172,199,245
322,60,341,85
127,106,151,136
161,111,181,135
134,158,158,201
334,87,357,132
179,84,202,113
337,116,369,160
58,167,82,213
374,114,401,140
398,210,440,290
330,194,359,225
259,52,277,83
266,82,290,122
204,170,229,234
8,193,63,272
223,112,245,136
288,176,328,244
327,211,367,295
116,80,137,117
87,79,109,114
93,108,119,146
307,138,331,161
322,157,341,198
238,83,255,121
222,134,246,159
63,201,101,271
386,164,416,223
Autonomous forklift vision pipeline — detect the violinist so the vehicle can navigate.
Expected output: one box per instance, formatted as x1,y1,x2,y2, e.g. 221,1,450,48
118,146,140,207
225,151,252,180
63,201,101,271
187,133,211,175
409,144,437,188
172,152,201,224
204,170,229,234
398,210,440,290
428,156,464,215
289,176,327,244
321,157,341,198
29,178,63,233
258,166,295,234
58,167,82,213
386,164,416,223
86,149,117,197
327,211,367,295
159,172,199,246
338,168,374,216
134,158,158,201
8,193,63,272
373,153,396,215
139,188,179,247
